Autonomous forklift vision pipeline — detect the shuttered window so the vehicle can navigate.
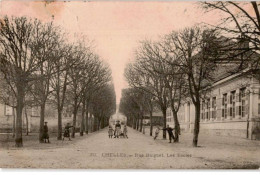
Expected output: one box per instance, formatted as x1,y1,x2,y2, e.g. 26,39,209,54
222,94,227,118
240,88,246,118
212,97,216,119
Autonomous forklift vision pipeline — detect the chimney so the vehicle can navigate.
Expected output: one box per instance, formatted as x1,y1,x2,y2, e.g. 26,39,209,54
237,35,249,50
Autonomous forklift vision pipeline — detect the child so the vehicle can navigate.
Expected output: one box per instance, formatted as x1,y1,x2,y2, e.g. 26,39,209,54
154,126,160,140
123,125,128,138
108,126,114,138
63,123,73,141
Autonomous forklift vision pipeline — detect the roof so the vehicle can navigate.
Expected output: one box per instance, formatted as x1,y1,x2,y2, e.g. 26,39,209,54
143,111,163,117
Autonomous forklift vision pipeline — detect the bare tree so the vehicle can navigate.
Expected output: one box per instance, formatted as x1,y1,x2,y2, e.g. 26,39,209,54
125,41,170,139
164,27,221,146
0,16,58,147
201,2,259,52
29,21,66,143
67,44,91,138
201,2,260,83
79,55,112,136
119,88,145,131
160,55,187,142
91,84,116,130
50,43,75,140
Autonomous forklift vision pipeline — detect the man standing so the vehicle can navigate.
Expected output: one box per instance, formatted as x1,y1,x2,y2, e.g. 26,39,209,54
162,125,175,143
43,122,50,143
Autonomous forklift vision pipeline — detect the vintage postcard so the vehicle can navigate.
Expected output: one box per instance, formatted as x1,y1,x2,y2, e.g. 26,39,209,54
0,0,259,169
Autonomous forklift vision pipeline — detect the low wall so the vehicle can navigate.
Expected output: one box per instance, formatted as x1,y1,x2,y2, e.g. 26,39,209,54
29,116,74,133
0,115,74,133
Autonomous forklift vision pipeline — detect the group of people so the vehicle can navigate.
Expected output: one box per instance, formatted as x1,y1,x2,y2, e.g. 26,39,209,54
42,122,74,143
42,120,130,142
108,121,128,138
154,124,180,143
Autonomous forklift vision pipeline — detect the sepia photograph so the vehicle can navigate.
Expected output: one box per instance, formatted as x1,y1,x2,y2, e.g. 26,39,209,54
0,0,259,170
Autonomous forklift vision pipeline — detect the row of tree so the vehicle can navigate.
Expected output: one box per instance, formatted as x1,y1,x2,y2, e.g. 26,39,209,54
120,2,259,147
0,16,116,147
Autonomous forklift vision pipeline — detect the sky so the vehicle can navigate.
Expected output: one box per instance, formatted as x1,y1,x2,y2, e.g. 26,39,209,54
0,1,220,104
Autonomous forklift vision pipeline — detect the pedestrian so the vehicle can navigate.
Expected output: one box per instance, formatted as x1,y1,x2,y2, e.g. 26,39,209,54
108,125,114,138
154,126,160,140
162,124,175,143
63,123,73,141
43,122,50,143
123,125,128,138
114,121,121,138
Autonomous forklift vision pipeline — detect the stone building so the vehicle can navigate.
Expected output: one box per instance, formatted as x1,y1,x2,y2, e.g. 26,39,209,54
166,67,260,140
0,103,74,133
143,111,164,126
0,104,40,133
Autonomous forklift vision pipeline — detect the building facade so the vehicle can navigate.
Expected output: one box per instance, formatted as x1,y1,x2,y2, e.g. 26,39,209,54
0,103,75,133
143,111,164,126
167,71,260,140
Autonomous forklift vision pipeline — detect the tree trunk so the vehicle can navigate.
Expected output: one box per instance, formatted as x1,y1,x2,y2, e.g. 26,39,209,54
172,111,180,142
39,104,45,143
24,107,29,136
15,84,24,147
162,108,167,139
80,100,86,136
139,114,143,132
193,103,200,147
93,116,97,131
85,102,89,134
85,111,88,134
57,108,62,140
12,107,16,138
101,117,105,129
136,117,139,130
91,115,94,132
131,118,135,129
98,118,101,130
72,109,77,138
149,110,153,136
89,116,92,132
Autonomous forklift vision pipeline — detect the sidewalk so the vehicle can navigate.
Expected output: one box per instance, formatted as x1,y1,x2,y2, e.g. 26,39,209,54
139,126,260,168
0,130,102,150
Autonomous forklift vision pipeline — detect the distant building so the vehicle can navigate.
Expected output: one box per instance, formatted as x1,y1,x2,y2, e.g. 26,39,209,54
0,102,74,133
0,104,39,133
143,111,164,126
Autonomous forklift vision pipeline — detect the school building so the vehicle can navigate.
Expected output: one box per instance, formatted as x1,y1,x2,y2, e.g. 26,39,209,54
166,67,260,140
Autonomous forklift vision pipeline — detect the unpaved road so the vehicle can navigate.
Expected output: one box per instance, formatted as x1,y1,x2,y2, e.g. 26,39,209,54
0,127,259,169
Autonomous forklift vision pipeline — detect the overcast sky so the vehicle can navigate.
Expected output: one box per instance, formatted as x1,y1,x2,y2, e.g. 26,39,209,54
0,1,221,104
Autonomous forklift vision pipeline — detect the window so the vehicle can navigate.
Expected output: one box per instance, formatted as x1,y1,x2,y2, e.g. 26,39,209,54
230,91,236,118
206,99,210,120
258,104,260,115
4,105,13,116
222,94,227,118
240,88,246,118
201,101,205,120
212,97,216,119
